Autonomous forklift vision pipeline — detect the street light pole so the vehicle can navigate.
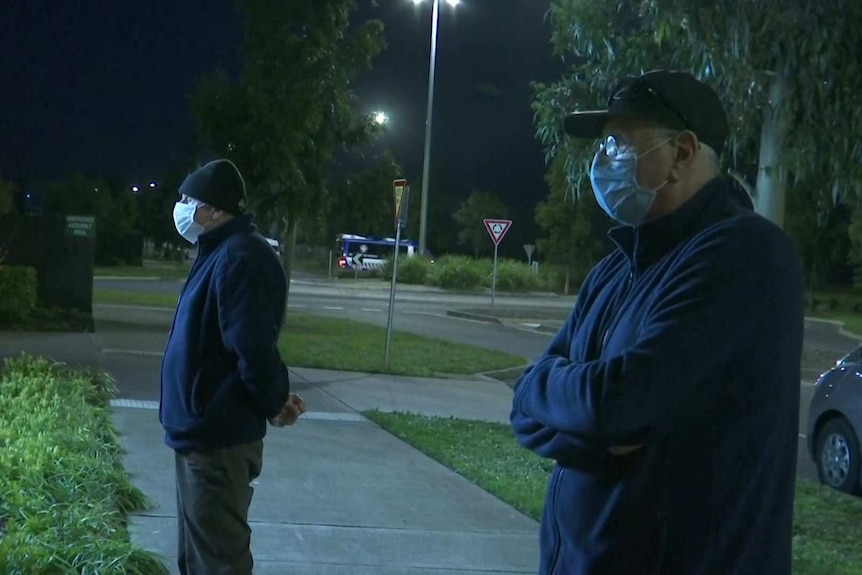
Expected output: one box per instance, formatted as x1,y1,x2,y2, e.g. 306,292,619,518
417,0,440,256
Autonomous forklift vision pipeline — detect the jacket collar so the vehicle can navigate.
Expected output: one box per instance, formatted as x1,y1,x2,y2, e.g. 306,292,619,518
608,176,753,273
197,213,256,253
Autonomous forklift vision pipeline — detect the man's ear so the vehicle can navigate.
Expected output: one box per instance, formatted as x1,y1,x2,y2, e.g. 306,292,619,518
673,131,699,166
667,131,699,183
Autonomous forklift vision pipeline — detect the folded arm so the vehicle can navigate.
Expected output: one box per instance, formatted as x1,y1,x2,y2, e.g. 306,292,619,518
510,294,608,464
513,219,796,445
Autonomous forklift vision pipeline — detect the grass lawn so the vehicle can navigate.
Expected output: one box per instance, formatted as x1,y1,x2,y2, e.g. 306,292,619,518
364,411,862,575
94,260,190,279
92,289,525,377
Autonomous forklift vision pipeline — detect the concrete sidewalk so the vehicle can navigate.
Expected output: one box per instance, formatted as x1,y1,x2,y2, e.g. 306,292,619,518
1,329,540,574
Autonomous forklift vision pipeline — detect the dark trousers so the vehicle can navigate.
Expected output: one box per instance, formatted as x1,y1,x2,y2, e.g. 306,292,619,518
174,440,264,575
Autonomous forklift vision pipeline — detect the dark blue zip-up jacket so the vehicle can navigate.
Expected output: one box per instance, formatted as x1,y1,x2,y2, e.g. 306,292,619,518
511,176,804,574
160,214,291,452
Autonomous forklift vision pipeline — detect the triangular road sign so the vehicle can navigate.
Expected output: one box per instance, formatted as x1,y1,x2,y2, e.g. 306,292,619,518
483,218,512,246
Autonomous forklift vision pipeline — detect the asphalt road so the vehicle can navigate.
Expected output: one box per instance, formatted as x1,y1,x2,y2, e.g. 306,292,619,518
94,276,860,484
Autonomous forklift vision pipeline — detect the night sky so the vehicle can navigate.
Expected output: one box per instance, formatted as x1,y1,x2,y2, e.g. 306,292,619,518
1,1,564,241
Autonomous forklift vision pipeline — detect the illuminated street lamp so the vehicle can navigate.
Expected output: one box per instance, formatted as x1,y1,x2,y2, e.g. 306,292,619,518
372,111,389,126
411,0,460,255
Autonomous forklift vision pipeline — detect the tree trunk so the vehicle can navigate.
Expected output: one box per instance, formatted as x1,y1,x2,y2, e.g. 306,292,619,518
564,267,571,296
754,70,790,229
280,215,298,322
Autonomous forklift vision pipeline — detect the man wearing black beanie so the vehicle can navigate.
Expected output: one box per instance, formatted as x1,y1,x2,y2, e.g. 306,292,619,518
160,158,306,574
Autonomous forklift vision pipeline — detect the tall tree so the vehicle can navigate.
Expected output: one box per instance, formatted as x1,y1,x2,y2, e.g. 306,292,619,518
0,175,17,215
323,152,403,242
191,0,386,307
535,154,603,295
533,0,862,232
785,181,851,305
453,189,508,257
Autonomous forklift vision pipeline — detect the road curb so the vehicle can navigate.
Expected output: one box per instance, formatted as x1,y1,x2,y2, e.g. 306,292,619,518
478,364,529,389
805,316,862,341
533,324,559,335
445,310,502,324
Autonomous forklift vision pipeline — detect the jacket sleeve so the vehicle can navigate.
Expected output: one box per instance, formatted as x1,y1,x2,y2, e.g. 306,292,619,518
510,282,606,464
216,250,291,419
513,218,801,445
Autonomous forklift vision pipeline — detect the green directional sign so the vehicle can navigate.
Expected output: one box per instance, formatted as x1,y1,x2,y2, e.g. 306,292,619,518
65,215,96,238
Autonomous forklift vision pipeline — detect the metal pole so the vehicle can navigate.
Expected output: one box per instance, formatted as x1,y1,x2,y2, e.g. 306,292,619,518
417,0,440,256
383,225,403,369
491,243,498,306
328,250,333,279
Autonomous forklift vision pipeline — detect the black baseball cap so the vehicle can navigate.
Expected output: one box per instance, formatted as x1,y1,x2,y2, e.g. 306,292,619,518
563,70,729,155
178,159,248,215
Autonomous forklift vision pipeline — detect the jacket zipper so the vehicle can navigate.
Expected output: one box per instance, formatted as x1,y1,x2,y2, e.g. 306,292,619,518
548,466,565,574
600,267,634,355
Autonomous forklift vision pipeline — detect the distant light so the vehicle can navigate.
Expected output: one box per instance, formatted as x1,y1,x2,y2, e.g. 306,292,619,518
149,182,157,188
446,0,460,5
372,111,389,126
26,194,31,199
131,186,139,193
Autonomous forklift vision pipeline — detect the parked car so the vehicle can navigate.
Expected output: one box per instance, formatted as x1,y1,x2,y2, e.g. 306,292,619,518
807,344,862,494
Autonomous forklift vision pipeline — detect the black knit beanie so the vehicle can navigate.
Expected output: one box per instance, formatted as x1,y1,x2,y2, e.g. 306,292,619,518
178,159,248,214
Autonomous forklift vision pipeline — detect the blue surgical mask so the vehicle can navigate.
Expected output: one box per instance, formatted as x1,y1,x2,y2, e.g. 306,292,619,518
173,200,206,244
589,136,671,226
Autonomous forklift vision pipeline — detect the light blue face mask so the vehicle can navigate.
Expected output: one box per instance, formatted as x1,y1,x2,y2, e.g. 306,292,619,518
173,198,206,244
589,135,672,226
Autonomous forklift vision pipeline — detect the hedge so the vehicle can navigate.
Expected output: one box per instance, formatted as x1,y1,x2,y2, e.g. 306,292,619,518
0,266,37,322
0,355,168,574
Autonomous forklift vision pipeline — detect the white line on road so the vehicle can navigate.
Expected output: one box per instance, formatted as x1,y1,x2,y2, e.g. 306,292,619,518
95,304,174,312
288,304,307,309
322,306,344,311
361,308,382,313
102,348,163,358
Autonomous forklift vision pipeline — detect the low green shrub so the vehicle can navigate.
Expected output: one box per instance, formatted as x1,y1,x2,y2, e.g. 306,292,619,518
490,259,542,293
0,265,37,322
0,355,168,574
384,255,432,284
428,256,486,290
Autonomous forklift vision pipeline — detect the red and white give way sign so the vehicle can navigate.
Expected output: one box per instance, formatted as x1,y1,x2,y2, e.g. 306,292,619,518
483,219,512,246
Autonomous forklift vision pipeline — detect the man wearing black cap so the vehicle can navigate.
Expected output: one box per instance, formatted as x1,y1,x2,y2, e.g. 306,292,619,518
160,158,306,575
510,70,804,574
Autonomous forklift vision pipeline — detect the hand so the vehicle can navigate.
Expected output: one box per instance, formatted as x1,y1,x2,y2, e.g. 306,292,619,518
607,444,643,456
269,393,306,427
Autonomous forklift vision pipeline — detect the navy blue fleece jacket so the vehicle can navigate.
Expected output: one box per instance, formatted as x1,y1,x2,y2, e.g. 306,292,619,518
511,177,804,574
160,214,291,452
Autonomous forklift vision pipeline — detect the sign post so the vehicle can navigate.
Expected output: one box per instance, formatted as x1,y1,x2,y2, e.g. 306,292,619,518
483,218,512,306
65,215,96,239
523,243,535,265
393,179,407,227
384,184,411,369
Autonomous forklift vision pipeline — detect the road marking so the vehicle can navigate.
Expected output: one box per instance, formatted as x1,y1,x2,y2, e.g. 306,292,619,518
799,433,807,439
322,306,344,311
108,399,367,422
361,308,382,313
95,304,174,312
95,276,161,281
102,348,164,357
288,304,307,309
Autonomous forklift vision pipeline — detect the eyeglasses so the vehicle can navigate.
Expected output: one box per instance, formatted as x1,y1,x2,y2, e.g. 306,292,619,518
598,135,631,159
609,79,691,131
